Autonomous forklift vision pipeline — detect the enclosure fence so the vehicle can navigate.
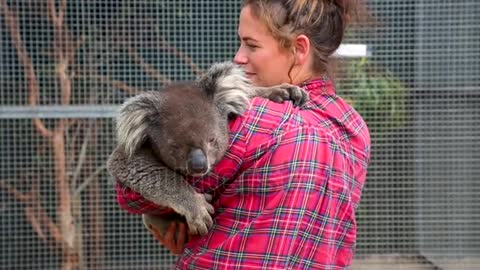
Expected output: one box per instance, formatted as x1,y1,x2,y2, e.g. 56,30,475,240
0,1,479,269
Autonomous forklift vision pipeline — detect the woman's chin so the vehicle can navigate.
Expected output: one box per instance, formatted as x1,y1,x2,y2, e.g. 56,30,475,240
247,75,261,86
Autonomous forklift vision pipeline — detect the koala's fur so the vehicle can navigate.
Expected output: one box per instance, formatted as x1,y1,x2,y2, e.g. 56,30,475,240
107,61,308,236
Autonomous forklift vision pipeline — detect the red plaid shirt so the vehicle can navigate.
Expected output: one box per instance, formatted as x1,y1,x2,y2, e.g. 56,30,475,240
116,78,371,269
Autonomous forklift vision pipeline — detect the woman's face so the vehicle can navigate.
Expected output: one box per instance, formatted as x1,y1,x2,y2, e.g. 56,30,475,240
234,5,294,87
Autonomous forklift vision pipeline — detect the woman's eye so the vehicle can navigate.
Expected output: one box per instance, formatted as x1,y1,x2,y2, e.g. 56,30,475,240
246,43,258,50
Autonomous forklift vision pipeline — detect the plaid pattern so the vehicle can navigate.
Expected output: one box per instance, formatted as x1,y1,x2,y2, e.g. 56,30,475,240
116,78,371,269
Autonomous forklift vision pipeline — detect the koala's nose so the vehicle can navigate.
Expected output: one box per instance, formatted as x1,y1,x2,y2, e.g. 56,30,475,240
187,148,208,175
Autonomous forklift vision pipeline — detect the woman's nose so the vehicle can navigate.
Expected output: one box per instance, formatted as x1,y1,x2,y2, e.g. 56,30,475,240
234,47,248,65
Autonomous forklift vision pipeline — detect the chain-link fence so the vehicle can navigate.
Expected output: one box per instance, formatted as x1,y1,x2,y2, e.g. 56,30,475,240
0,1,479,269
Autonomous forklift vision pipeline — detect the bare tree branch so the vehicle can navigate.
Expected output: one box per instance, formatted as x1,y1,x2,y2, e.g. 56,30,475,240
115,35,203,81
127,46,171,84
0,180,29,202
1,0,53,137
0,180,64,247
74,165,107,198
59,0,68,24
75,71,142,95
70,122,93,188
158,37,204,76
2,1,83,268
25,206,48,241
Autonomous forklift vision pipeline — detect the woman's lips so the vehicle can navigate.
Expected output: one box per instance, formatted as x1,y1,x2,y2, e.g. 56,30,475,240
245,72,256,78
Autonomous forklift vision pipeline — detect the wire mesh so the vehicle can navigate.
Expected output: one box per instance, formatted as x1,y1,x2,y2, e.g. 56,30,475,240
0,0,479,269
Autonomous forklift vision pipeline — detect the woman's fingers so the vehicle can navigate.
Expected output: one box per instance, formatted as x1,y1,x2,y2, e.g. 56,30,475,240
177,222,188,250
164,222,178,250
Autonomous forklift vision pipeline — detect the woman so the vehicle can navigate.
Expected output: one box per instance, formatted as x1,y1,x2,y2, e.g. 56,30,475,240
117,0,370,268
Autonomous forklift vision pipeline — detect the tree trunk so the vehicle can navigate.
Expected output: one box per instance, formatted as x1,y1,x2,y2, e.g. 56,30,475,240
53,128,80,270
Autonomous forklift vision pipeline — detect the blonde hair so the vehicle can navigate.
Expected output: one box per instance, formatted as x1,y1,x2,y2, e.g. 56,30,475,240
243,0,353,74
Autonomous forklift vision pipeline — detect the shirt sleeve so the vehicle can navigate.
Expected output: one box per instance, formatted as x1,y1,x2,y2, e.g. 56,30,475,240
115,114,248,215
116,182,174,215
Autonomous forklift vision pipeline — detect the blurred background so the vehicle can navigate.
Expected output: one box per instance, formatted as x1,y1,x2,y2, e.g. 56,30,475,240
0,0,479,269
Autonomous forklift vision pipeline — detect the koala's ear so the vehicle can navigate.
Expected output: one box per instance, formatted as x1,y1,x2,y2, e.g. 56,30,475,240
198,61,253,116
116,92,163,158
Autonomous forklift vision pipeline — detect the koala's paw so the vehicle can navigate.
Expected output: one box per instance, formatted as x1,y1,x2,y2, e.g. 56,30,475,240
266,83,309,107
184,193,215,236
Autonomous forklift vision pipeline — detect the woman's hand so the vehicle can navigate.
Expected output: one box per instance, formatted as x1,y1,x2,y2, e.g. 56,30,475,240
147,221,189,255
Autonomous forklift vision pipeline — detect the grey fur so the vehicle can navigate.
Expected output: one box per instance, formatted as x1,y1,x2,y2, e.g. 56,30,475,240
116,92,165,158
107,61,309,236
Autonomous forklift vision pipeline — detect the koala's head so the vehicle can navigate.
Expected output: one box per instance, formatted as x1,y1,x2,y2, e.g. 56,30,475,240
117,83,230,176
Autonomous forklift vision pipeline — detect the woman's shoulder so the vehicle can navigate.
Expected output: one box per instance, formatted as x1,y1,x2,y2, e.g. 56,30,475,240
227,96,300,144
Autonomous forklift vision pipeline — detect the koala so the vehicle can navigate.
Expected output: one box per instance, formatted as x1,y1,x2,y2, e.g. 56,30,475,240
107,61,308,236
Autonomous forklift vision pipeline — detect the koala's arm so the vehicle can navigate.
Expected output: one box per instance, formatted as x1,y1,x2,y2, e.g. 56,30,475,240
250,84,309,107
107,146,214,235
108,147,176,208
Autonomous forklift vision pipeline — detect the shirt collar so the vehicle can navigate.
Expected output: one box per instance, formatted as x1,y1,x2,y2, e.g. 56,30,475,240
299,76,336,96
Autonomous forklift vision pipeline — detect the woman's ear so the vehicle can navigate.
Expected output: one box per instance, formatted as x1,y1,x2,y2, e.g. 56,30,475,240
293,34,311,66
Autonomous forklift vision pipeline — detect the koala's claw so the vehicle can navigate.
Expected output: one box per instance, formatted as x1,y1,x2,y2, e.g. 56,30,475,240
279,83,309,107
183,193,214,236
266,83,309,107
204,193,213,202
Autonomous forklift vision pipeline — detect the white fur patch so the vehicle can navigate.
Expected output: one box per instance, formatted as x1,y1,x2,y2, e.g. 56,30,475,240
213,62,253,115
116,92,160,158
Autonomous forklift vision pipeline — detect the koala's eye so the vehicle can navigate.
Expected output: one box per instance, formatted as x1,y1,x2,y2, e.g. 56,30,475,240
208,137,216,144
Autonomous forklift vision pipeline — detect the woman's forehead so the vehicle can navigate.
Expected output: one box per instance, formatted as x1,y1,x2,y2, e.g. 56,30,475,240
238,6,271,41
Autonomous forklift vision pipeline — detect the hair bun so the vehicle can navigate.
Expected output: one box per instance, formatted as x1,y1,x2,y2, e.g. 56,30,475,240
331,0,372,26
